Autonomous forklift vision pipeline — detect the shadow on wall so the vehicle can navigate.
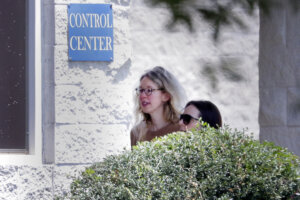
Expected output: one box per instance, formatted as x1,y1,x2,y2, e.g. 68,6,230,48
68,58,131,84
200,57,244,91
289,79,300,119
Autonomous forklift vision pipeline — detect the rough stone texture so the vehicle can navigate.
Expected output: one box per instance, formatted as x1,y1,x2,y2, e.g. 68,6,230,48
52,0,133,197
55,0,130,5
54,45,131,84
0,166,53,200
53,165,88,198
130,0,259,136
54,5,67,45
54,0,132,163
55,84,132,124
259,1,300,156
55,124,130,163
0,0,262,199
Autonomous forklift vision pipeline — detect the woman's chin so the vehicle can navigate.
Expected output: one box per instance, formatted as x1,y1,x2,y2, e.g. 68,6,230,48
141,108,151,114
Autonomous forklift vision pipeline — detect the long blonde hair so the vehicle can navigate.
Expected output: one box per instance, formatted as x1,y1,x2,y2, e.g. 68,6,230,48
134,66,186,126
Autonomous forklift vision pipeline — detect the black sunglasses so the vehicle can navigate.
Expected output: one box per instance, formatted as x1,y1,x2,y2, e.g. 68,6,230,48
180,114,199,125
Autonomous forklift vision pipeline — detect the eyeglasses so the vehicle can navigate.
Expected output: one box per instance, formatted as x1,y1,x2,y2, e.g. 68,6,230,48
135,88,163,96
180,114,199,125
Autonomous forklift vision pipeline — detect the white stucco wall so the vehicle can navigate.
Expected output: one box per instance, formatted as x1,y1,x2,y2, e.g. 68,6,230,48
130,0,259,136
0,0,260,199
53,0,132,198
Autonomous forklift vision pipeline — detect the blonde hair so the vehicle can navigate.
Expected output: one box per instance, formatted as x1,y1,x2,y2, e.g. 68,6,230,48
134,66,186,127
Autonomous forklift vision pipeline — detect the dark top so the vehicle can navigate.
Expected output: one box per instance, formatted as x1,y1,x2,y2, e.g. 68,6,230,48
131,122,180,147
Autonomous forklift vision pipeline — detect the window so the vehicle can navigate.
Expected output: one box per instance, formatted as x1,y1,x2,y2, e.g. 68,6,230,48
0,0,42,165
0,0,27,152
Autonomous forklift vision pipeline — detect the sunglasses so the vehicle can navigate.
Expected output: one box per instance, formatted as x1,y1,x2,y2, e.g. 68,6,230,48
180,114,199,125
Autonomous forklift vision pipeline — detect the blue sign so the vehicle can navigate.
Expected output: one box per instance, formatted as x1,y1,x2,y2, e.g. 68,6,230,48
68,4,113,61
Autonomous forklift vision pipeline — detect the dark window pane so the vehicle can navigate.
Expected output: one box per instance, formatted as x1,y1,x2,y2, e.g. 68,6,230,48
0,0,26,149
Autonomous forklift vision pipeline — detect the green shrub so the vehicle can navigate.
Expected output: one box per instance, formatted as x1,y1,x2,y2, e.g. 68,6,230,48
60,125,300,200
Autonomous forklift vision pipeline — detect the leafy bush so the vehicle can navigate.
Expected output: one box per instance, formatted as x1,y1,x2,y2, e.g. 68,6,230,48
60,125,300,200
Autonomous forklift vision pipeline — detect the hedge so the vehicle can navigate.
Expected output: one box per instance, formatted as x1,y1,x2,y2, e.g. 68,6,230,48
58,125,300,200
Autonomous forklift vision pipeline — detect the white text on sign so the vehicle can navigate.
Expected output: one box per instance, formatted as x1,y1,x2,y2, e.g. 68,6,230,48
70,36,112,51
69,13,112,28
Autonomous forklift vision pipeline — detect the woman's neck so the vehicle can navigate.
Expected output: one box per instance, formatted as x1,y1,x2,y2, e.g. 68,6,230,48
149,110,169,131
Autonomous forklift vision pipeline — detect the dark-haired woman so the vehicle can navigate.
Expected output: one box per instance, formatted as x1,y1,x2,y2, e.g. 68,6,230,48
179,100,222,131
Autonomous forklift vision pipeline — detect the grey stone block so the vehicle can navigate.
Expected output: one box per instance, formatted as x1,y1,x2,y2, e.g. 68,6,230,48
259,87,287,126
260,127,300,156
259,1,300,88
43,45,55,85
259,0,286,46
259,2,292,87
44,0,54,5
287,87,300,126
259,53,293,88
286,2,300,87
42,4,55,46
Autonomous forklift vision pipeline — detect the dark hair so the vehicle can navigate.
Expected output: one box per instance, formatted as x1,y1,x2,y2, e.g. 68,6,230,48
185,100,222,128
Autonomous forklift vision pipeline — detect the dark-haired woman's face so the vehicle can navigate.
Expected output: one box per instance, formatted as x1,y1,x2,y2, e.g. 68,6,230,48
179,105,200,131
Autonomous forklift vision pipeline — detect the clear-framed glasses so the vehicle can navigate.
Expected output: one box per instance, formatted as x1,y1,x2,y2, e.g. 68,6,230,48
135,88,163,96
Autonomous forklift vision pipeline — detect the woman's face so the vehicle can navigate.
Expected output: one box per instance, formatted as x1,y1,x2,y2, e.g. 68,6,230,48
179,104,200,131
138,77,170,115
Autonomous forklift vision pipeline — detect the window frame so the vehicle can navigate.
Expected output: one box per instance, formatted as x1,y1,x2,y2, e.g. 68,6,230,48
0,0,42,164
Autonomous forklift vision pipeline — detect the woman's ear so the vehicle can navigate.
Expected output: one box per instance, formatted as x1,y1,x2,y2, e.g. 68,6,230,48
162,93,171,102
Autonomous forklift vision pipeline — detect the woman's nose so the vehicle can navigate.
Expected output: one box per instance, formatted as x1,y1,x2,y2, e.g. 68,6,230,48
179,119,184,125
139,91,147,99
179,119,187,131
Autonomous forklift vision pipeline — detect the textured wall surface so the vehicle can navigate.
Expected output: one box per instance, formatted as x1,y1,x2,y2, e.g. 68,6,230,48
0,0,260,199
130,0,259,136
259,1,300,156
53,0,132,198
1,0,132,199
0,165,53,200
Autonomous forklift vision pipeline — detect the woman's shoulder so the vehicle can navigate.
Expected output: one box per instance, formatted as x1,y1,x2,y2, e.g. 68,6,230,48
131,121,149,146
131,121,147,135
165,122,180,132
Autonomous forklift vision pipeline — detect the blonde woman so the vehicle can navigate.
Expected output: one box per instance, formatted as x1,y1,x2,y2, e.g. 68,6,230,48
131,66,186,147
